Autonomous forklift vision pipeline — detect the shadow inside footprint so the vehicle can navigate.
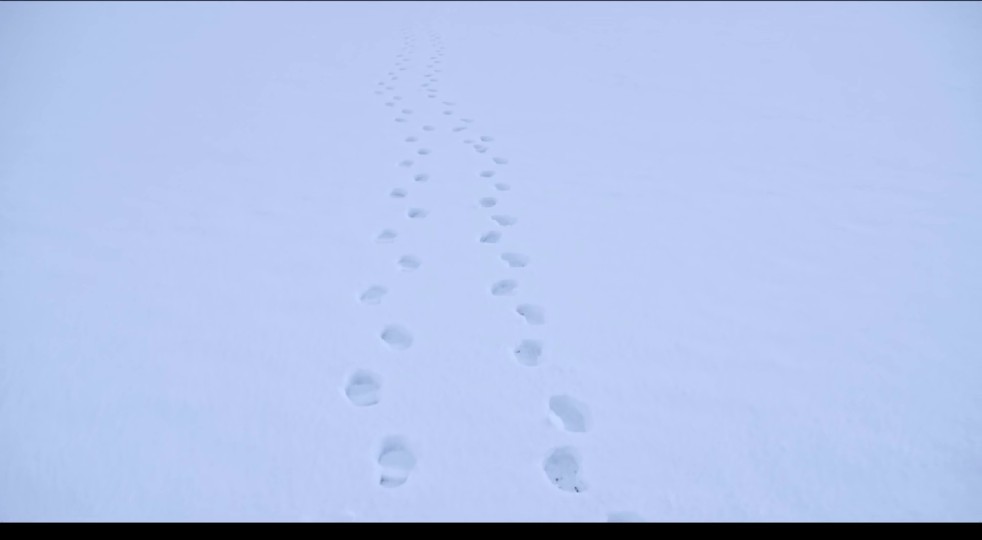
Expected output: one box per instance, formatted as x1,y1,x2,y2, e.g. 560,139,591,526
549,395,590,433
345,370,381,406
543,447,587,493
378,437,416,488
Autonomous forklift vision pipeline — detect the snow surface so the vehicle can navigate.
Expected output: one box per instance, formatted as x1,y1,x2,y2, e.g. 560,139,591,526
1,1,981,522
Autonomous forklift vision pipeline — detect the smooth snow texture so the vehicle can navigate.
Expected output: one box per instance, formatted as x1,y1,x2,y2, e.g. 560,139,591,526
1,1,981,522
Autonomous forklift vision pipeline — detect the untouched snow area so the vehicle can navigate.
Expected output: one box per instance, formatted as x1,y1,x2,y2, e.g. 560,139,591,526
1,1,981,521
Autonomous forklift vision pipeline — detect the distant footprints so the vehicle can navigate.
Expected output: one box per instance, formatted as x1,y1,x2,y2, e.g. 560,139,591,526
380,324,413,350
345,370,381,407
516,304,545,325
543,447,587,493
377,437,416,488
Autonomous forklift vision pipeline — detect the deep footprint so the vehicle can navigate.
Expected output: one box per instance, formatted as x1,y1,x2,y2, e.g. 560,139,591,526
359,285,388,305
514,339,543,366
377,437,416,488
491,279,518,296
516,304,545,325
380,325,413,350
549,395,590,433
543,447,587,493
345,370,381,406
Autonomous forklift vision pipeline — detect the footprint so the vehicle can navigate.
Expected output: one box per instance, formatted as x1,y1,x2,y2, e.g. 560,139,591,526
480,231,501,244
461,118,474,123
607,512,645,523
516,304,545,325
494,182,511,191
543,447,587,493
380,325,413,350
417,148,431,155
463,139,474,144
401,109,413,114
390,188,407,198
344,370,381,406
443,110,453,115
491,279,518,296
491,215,517,227
405,136,418,142
422,125,435,131
493,157,509,165
376,229,398,243
414,173,429,183
479,197,497,208
501,252,529,268
407,208,428,219
399,159,414,167
474,144,489,153
453,126,468,132
548,395,590,433
480,135,494,142
442,101,456,106
393,96,402,101
385,102,395,107
398,255,420,271
359,285,388,304
395,117,406,123
514,339,543,366
480,170,496,178
377,437,417,488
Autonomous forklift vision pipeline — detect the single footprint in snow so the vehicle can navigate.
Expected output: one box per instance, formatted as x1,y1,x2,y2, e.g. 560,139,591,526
543,447,587,493
479,197,497,208
395,117,407,123
414,173,429,183
344,370,381,406
493,157,509,165
390,188,407,198
377,437,416,488
398,255,420,271
453,126,467,132
480,170,496,178
407,208,428,219
443,110,453,115
474,144,489,153
359,285,387,305
514,339,543,366
401,108,413,114
442,101,455,106
405,136,418,142
501,252,529,268
480,231,502,244
380,325,413,350
393,96,402,101
516,304,545,325
463,139,474,144
417,148,431,155
549,395,591,433
481,135,494,142
491,279,517,296
376,229,398,243
494,182,511,191
427,94,436,98
491,215,516,227
385,102,394,107
399,159,414,167
422,125,435,131
607,512,645,523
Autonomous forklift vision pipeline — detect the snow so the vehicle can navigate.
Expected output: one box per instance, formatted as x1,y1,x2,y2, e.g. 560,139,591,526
1,1,981,522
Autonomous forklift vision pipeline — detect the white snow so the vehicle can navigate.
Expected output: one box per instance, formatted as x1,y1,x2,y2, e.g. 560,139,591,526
1,1,981,521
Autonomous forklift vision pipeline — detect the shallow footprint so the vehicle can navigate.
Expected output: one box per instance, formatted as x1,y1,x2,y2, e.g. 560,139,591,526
380,325,413,350
479,197,497,208
501,252,529,268
480,135,494,142
398,255,420,271
494,182,511,191
480,170,496,178
516,304,545,325
422,125,435,131
345,370,381,406
376,229,398,243
549,395,591,433
414,173,429,183
377,437,416,488
405,136,418,142
493,157,509,165
543,447,587,493
417,148,431,155
390,188,407,198
491,215,516,227
491,279,518,296
480,231,501,244
407,208,428,219
359,285,388,304
514,339,543,366
473,144,489,153
399,159,414,167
